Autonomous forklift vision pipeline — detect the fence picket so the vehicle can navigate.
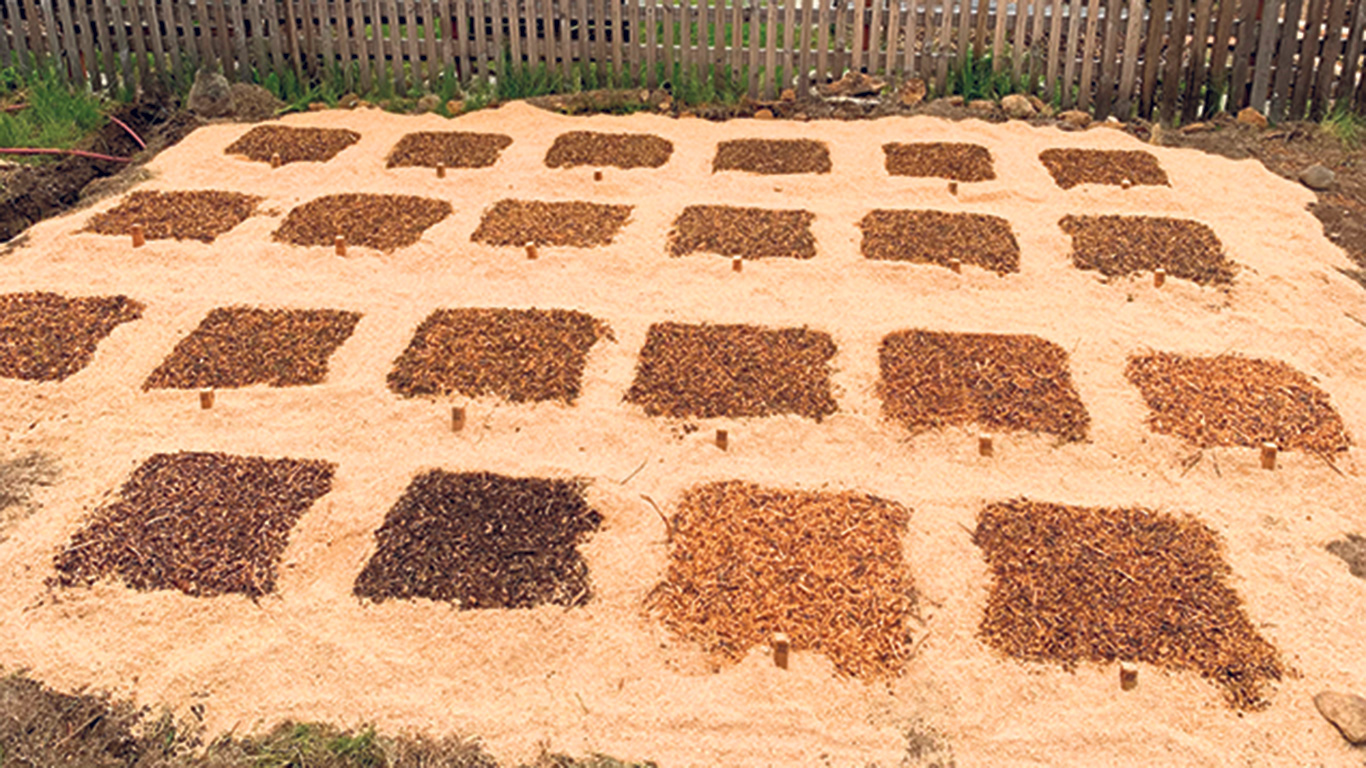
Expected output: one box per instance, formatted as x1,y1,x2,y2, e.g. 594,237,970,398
1094,0,1121,118
1289,0,1324,118
1181,0,1215,122
1269,0,1302,120
1311,0,1347,118
1205,0,1237,113
1337,0,1365,101
1077,0,1101,110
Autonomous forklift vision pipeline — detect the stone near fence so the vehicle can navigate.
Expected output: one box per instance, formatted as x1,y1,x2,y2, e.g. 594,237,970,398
187,68,233,117
969,99,997,113
1002,94,1036,119
1058,109,1091,129
820,71,886,98
753,108,775,120
1237,107,1269,128
416,94,442,113
899,78,928,106
1299,164,1336,190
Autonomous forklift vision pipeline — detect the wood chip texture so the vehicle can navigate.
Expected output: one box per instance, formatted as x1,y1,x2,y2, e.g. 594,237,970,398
1125,352,1350,453
626,322,838,421
1060,214,1234,285
274,194,452,251
878,330,1091,441
83,190,261,243
143,307,361,390
387,308,612,403
385,131,513,168
1040,149,1170,189
668,205,816,259
225,125,361,165
544,131,674,169
712,139,832,174
860,210,1020,273
52,452,335,598
0,292,143,382
353,470,601,609
883,142,996,181
649,480,918,679
470,199,633,247
974,499,1286,710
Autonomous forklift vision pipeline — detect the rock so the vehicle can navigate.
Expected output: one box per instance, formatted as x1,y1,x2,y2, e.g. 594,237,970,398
1315,691,1366,744
1299,163,1335,190
1001,93,1036,119
793,113,809,121
226,82,283,121
1180,121,1213,134
658,100,672,111
1038,104,1055,118
898,77,927,106
416,93,441,113
1027,94,1046,113
753,108,775,120
446,99,465,115
640,89,650,102
968,99,997,112
187,68,233,117
339,92,361,109
1237,106,1269,128
820,71,886,98
945,95,965,107
307,101,328,111
1058,109,1091,129
780,88,796,102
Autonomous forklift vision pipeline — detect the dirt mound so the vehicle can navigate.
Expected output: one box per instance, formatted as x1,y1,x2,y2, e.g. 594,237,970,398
859,209,1019,273
0,292,143,381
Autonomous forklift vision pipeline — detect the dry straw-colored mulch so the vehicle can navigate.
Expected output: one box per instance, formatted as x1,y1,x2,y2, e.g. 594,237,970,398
668,205,816,259
52,452,335,598
878,330,1091,441
712,138,832,174
273,193,452,251
859,210,1020,273
975,498,1287,710
385,131,513,168
387,308,612,403
354,471,601,608
470,199,633,247
0,292,143,382
1060,214,1235,285
649,480,918,679
626,322,838,420
143,307,361,390
84,190,261,243
883,142,996,181
224,125,361,165
1040,148,1170,189
1125,352,1350,453
544,130,674,169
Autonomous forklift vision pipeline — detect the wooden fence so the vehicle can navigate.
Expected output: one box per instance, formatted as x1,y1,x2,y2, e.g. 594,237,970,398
1,0,1364,123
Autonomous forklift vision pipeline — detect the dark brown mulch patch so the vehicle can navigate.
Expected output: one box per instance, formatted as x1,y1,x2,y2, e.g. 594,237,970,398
385,131,513,168
668,205,816,259
52,452,335,598
387,308,611,403
975,499,1287,710
353,470,601,608
470,199,633,247
878,330,1090,441
224,125,361,165
1327,534,1366,580
712,138,832,175
1039,148,1170,189
626,322,838,421
544,130,674,169
1125,352,1350,453
83,190,262,243
883,142,995,181
1060,214,1235,285
649,480,917,679
273,193,452,251
0,292,143,382
859,209,1019,273
143,306,361,390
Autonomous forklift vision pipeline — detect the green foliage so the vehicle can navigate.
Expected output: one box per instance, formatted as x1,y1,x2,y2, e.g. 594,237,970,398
0,61,105,151
495,52,564,100
948,45,1016,102
1322,101,1365,149
673,63,746,107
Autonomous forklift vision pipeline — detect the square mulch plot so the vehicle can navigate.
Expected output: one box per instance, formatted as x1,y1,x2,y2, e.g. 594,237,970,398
859,210,1020,274
626,322,838,421
385,131,513,169
1060,214,1235,286
544,130,674,169
1040,148,1170,189
1125,352,1350,454
83,190,262,243
143,306,361,390
387,308,611,403
712,138,832,175
274,193,453,252
883,142,995,181
353,470,602,609
878,330,1090,442
51,452,335,598
470,199,633,248
224,125,361,165
0,292,143,382
649,480,918,679
668,205,816,259
974,499,1287,710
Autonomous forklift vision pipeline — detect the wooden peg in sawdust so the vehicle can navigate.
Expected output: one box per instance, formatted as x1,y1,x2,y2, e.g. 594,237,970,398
1154,268,1167,288
436,162,446,179
131,223,145,248
199,390,214,409
979,434,994,457
732,257,743,273
334,235,346,257
1120,661,1138,690
948,181,959,196
451,406,466,433
716,429,729,451
949,258,963,274
525,241,538,260
270,152,282,169
773,633,790,669
593,169,604,181
1261,442,1278,470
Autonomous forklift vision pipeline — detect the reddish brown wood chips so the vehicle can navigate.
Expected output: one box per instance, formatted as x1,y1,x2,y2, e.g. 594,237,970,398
385,131,513,168
470,199,633,247
1060,214,1235,285
878,330,1091,441
52,452,335,598
0,292,143,382
84,190,262,243
712,139,832,174
225,125,361,165
859,209,1020,273
974,499,1286,710
649,481,918,679
274,193,453,251
668,205,816,259
1125,352,1350,453
1040,148,1170,189
544,131,674,169
883,142,996,181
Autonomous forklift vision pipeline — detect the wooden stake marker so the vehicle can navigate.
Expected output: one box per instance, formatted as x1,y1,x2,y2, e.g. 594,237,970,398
525,241,538,260
451,406,466,432
948,181,959,196
593,169,604,181
334,234,347,257
130,223,145,248
435,162,446,178
773,633,790,670
978,433,994,457
1260,442,1278,470
715,429,729,451
1120,661,1138,690
732,256,743,273
199,390,214,409
1120,177,1133,189
1153,268,1166,288
948,258,962,274
270,151,282,169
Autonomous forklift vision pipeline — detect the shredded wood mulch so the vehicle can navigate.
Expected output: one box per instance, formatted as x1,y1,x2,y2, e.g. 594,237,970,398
1040,148,1170,189
883,142,996,181
470,199,633,247
544,130,674,169
668,205,816,259
1125,352,1350,453
387,308,611,403
712,139,832,175
385,131,513,168
143,306,361,390
274,193,452,252
626,322,838,421
1060,214,1235,285
224,125,361,165
83,190,262,243
878,330,1090,441
859,209,1020,273
0,292,143,382
649,481,918,679
353,470,601,609
974,499,1287,710
52,452,335,598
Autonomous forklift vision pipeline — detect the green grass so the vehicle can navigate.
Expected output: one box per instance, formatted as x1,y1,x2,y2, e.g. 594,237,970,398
0,62,106,151
1322,101,1365,150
